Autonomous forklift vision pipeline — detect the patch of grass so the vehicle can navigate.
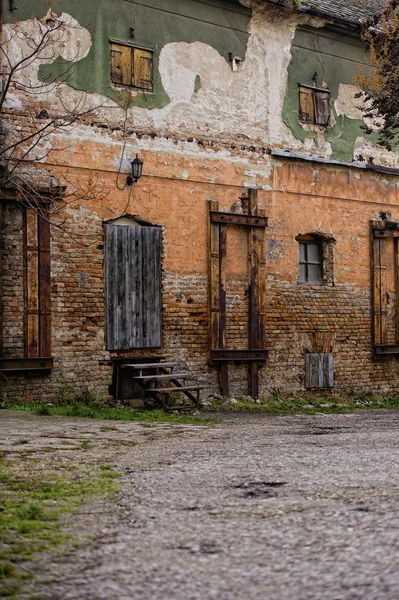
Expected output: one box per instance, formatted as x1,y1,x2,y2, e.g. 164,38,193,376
2,402,212,424
0,454,120,597
208,392,399,414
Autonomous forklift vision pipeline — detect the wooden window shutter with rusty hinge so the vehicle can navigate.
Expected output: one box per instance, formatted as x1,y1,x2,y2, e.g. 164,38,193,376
110,42,132,86
298,85,315,123
133,48,153,91
314,91,330,126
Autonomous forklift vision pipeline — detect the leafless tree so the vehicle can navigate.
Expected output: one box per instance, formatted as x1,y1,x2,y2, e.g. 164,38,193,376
0,9,110,241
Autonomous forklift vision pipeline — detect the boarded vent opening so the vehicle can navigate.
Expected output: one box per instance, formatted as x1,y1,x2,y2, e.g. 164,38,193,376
305,353,334,389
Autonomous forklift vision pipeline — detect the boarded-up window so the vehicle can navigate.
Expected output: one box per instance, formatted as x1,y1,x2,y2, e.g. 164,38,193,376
104,223,161,351
371,220,399,355
299,84,330,126
24,208,51,358
305,353,334,388
110,42,153,91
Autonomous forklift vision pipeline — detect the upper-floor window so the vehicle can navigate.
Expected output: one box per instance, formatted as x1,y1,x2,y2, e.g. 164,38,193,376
110,41,153,91
297,235,322,283
298,84,330,126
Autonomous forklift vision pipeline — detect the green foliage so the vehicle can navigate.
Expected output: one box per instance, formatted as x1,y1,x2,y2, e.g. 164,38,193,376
207,393,399,414
356,0,399,149
2,401,211,425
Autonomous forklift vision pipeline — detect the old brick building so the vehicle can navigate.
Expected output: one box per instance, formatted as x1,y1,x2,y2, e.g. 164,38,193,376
2,0,399,404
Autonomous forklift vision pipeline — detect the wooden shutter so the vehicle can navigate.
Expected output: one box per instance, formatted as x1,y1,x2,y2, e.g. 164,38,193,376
133,48,153,91
105,224,161,351
305,353,334,388
38,214,51,356
314,91,330,126
110,43,132,86
25,208,51,357
373,237,388,344
298,85,314,122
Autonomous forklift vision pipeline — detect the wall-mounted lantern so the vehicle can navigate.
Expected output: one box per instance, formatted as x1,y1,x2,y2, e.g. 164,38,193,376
127,154,143,186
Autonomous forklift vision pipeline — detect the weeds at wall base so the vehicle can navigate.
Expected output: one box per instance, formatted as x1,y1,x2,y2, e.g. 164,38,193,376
207,391,399,413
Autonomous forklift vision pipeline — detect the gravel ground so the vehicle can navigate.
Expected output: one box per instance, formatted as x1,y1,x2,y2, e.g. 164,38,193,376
2,409,399,600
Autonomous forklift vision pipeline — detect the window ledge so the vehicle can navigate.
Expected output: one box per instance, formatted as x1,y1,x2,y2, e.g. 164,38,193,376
0,357,53,372
375,345,399,356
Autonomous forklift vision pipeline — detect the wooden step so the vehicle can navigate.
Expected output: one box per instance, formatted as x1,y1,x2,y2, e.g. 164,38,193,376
132,373,189,381
145,386,203,394
122,362,178,370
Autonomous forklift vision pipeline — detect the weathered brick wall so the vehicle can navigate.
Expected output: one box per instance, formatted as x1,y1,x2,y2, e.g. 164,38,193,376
4,112,399,401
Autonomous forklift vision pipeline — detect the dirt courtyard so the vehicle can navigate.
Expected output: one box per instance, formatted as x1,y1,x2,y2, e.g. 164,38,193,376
1,408,399,599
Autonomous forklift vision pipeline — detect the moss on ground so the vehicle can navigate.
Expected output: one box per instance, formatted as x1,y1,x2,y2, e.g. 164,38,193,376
0,455,119,598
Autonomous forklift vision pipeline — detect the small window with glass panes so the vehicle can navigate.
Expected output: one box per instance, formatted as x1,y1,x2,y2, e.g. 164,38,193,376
297,235,322,284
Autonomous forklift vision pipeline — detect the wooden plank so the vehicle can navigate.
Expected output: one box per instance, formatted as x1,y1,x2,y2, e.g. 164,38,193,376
27,250,39,312
305,353,319,388
327,354,334,388
208,200,220,351
375,344,399,354
396,238,399,344
220,363,230,397
373,229,399,238
26,208,37,248
210,212,268,227
145,386,202,393
39,314,51,357
219,224,227,350
142,226,162,347
117,226,127,348
0,202,3,357
373,237,382,345
256,207,267,349
38,214,51,357
122,362,177,369
124,226,134,349
133,225,143,348
219,223,228,396
0,357,53,371
132,373,188,381
152,227,162,346
248,189,259,399
380,238,388,344
27,313,39,357
105,224,119,350
211,349,268,361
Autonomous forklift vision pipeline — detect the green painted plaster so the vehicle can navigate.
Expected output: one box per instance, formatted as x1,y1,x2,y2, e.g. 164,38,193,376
282,26,384,162
4,0,250,110
194,74,202,93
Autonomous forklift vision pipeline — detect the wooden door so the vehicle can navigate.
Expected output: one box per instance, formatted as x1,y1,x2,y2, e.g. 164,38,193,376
104,223,161,350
